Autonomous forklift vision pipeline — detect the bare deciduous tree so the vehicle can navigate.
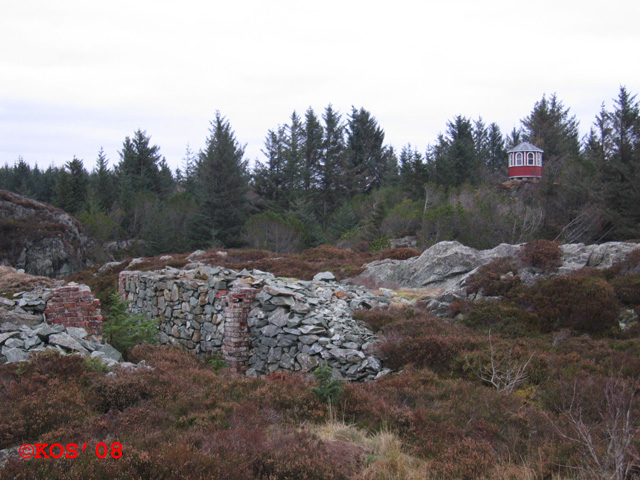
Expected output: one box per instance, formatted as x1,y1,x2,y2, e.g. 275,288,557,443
466,334,534,394
545,375,640,480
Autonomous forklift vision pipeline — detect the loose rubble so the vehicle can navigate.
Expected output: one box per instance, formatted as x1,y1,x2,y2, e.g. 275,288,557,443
0,321,139,369
120,265,393,381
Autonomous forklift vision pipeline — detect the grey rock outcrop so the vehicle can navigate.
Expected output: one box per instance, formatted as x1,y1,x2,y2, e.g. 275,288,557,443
360,241,522,291
0,190,97,277
359,240,639,315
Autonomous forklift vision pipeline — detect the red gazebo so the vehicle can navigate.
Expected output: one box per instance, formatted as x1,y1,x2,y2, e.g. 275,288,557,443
508,142,543,180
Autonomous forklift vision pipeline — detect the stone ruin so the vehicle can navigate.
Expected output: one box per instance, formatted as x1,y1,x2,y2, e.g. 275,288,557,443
119,265,392,381
0,276,122,366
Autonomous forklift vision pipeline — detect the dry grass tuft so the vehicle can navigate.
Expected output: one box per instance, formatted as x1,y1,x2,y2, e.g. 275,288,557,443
0,266,57,293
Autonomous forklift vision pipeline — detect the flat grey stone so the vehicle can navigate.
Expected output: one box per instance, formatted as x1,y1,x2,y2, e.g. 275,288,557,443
299,335,319,345
299,325,326,335
269,308,290,327
4,338,24,349
4,348,30,363
261,325,280,337
271,296,295,306
49,333,89,355
96,343,123,362
66,327,88,339
23,335,42,349
313,271,336,282
0,331,19,345
0,322,19,333
263,285,297,297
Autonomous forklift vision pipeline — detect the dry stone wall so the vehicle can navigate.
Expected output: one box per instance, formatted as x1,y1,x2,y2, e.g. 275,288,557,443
119,265,391,380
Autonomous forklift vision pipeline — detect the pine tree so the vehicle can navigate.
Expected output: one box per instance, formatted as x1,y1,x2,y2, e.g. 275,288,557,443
54,157,88,215
191,111,249,248
179,144,198,195
254,126,287,209
399,144,429,199
157,159,175,198
92,147,115,212
117,129,163,195
317,104,345,226
474,119,506,178
345,107,387,195
587,87,640,239
521,93,580,178
432,116,479,188
302,107,323,192
282,111,304,207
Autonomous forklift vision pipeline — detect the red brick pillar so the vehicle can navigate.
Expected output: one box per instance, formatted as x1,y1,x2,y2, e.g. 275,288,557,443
44,284,103,337
222,286,256,374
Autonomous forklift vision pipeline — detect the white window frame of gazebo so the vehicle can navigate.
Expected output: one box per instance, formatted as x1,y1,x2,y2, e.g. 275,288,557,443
527,152,535,165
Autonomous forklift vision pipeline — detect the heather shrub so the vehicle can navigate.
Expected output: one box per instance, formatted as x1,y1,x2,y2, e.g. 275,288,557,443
519,239,562,272
251,430,353,480
377,332,476,373
0,354,93,448
374,247,421,261
532,275,621,334
461,301,544,337
353,306,411,333
300,244,361,262
91,370,153,412
465,257,520,297
610,274,640,306
430,437,494,480
128,344,203,370
252,371,326,423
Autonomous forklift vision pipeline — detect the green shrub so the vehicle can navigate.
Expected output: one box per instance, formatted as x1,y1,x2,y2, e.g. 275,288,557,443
519,239,562,272
369,236,391,252
103,293,159,358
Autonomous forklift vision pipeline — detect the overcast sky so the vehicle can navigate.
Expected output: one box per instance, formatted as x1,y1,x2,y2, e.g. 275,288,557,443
1,0,638,172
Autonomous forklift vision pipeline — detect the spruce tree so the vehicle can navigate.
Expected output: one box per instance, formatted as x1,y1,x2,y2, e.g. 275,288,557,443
521,93,580,178
302,107,323,192
191,112,249,248
345,107,386,195
587,87,640,239
54,157,88,215
254,126,287,209
432,116,479,188
318,105,345,227
399,144,429,200
282,111,304,207
117,129,162,195
93,147,115,212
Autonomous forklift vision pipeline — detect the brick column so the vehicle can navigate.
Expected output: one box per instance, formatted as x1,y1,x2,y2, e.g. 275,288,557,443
44,284,103,338
221,285,256,374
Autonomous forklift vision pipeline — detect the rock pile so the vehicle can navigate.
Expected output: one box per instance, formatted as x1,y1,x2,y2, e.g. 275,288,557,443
120,266,392,380
0,321,127,368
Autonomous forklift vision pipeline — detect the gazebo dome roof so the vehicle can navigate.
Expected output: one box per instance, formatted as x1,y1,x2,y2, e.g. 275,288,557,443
507,142,544,153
